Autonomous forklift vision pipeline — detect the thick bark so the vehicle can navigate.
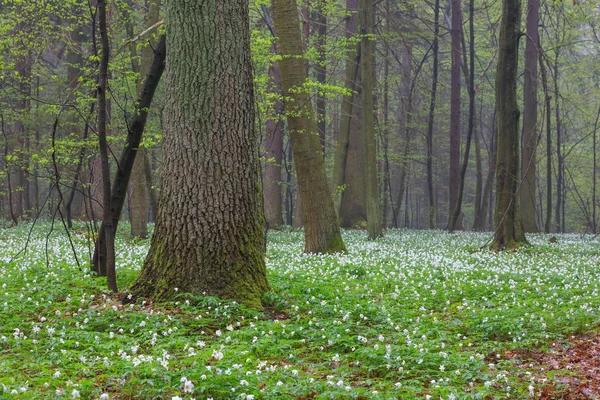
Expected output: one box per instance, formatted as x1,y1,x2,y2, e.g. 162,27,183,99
520,0,540,232
360,0,382,239
130,1,269,308
263,51,285,228
272,0,345,253
92,35,166,274
98,0,117,291
332,0,359,220
426,0,440,230
491,0,527,250
448,0,463,230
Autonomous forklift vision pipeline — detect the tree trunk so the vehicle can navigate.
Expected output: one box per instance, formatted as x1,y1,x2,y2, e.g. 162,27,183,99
382,0,391,228
448,0,463,230
490,0,527,251
520,0,540,232
272,0,345,253
593,106,600,234
98,0,117,291
477,114,497,231
360,0,382,239
130,1,269,308
538,41,552,233
340,100,367,228
263,47,285,228
426,0,440,230
472,109,483,230
449,0,475,232
332,0,359,220
128,0,161,239
315,0,327,155
92,36,166,275
554,49,563,233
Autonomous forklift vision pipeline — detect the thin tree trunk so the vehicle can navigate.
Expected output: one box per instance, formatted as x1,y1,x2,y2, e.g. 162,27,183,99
491,0,527,250
332,0,359,219
472,109,483,230
448,0,463,230
593,106,599,233
520,0,540,232
98,0,117,291
449,0,475,232
426,0,440,230
538,41,552,233
127,0,161,239
554,48,562,233
382,0,391,229
315,0,327,155
273,0,345,253
360,0,382,239
263,45,285,227
92,36,166,274
479,115,497,231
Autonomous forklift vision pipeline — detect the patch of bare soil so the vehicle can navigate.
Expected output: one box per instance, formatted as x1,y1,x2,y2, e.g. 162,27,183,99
504,334,600,399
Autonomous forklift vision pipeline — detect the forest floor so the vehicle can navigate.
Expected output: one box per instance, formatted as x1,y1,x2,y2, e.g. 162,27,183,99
0,223,600,399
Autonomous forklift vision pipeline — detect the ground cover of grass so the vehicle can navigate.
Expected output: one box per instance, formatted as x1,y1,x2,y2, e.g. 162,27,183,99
1,223,600,399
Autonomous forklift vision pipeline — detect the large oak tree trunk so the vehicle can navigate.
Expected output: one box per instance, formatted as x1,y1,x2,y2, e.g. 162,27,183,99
491,0,527,251
272,0,345,253
131,0,269,308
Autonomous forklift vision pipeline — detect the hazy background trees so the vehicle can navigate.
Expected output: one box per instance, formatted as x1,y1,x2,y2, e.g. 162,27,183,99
1,0,600,244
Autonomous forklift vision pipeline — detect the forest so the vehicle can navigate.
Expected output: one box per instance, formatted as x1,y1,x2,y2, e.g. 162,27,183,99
1,0,600,398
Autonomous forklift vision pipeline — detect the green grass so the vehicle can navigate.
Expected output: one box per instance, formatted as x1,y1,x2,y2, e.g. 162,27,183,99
1,223,600,399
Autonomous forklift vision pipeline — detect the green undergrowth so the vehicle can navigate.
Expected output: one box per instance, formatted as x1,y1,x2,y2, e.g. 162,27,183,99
1,223,600,399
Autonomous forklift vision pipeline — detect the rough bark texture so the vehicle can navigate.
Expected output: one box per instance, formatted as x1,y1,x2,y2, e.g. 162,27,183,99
263,45,285,228
520,0,540,233
491,0,527,251
130,0,269,308
360,0,382,239
272,0,345,253
449,0,463,230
